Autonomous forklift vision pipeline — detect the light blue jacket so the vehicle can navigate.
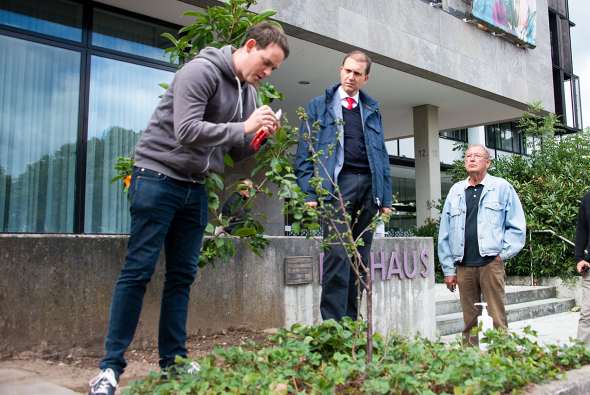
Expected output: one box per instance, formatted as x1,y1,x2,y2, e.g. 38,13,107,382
437,174,526,276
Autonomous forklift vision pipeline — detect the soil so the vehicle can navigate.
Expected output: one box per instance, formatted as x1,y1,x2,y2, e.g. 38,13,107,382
0,327,273,394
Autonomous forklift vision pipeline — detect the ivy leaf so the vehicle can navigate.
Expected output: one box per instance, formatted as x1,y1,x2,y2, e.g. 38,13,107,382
233,227,257,237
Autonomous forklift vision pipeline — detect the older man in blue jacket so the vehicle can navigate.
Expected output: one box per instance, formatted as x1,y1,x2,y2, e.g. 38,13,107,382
438,144,526,345
295,50,392,321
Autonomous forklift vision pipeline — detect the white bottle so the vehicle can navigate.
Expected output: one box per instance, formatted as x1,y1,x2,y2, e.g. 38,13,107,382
474,302,493,351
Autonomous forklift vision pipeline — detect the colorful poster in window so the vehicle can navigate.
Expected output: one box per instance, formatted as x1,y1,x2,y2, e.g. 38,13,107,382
470,0,537,47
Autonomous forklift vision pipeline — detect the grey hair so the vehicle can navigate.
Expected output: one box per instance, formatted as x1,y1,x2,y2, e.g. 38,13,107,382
465,144,491,159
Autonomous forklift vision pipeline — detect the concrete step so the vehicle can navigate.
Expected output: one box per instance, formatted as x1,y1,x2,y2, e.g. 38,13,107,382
436,285,556,316
436,297,575,336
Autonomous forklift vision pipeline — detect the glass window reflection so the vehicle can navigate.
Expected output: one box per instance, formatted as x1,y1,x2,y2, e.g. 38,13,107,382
92,8,177,63
84,56,173,233
0,35,80,232
0,0,82,41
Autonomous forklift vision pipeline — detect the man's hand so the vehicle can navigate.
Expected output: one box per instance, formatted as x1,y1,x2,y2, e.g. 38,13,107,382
444,275,457,292
577,260,590,274
380,207,392,216
244,105,278,135
305,201,318,208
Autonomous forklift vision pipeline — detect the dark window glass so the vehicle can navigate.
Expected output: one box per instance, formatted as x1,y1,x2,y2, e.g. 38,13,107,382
549,11,559,67
485,122,526,154
92,8,177,62
485,125,496,148
439,128,467,142
501,123,513,151
560,16,573,73
0,0,82,41
84,56,174,233
0,35,80,232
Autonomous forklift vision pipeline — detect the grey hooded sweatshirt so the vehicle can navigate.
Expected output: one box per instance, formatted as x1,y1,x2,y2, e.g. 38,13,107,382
134,45,257,182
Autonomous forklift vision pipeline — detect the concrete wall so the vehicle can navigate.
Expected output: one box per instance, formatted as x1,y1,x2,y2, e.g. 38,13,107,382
0,235,434,355
247,0,554,112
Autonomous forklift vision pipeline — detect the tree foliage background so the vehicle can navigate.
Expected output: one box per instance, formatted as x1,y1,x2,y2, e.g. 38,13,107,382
491,128,590,279
419,103,590,280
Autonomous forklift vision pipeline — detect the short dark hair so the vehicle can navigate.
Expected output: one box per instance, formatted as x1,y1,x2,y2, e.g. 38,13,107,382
342,50,372,75
244,22,290,59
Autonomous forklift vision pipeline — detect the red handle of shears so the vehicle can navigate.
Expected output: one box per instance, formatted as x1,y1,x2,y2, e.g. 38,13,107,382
249,128,269,151
249,109,281,151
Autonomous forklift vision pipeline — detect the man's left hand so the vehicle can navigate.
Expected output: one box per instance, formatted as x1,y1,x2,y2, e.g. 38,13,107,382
380,207,392,217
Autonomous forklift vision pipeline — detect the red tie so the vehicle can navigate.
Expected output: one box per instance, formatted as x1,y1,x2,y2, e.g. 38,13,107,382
345,97,356,110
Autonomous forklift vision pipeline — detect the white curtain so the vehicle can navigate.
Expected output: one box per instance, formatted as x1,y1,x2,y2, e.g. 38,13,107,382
0,35,80,232
84,55,173,233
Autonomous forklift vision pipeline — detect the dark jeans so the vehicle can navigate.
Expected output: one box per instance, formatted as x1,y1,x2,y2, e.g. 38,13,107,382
320,171,378,321
100,167,208,377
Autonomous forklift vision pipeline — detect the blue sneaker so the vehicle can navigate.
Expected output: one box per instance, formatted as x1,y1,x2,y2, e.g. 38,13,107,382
88,368,117,395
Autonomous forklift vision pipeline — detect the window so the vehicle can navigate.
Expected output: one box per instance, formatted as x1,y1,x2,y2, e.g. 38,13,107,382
92,8,178,63
85,57,173,233
0,35,80,232
484,122,526,154
439,128,467,142
0,1,178,233
0,0,82,41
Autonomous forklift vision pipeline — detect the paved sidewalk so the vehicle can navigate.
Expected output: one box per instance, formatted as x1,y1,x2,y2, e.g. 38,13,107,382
441,310,581,344
437,282,582,345
0,368,82,395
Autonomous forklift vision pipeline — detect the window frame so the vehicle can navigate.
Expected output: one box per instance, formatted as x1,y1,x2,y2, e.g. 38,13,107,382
484,122,528,155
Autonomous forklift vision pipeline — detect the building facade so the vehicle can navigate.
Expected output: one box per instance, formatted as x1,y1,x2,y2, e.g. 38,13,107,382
0,0,581,236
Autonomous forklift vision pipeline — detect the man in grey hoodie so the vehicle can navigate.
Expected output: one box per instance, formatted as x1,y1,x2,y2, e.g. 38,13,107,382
89,23,289,395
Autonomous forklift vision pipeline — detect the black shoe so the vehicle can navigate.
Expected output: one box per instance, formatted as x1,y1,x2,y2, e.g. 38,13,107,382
88,368,117,395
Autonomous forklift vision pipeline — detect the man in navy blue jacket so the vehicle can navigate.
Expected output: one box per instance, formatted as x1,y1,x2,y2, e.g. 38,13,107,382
295,50,392,321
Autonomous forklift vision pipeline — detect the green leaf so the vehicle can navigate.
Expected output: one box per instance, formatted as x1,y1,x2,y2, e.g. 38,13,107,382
223,153,235,167
232,227,257,237
160,32,179,46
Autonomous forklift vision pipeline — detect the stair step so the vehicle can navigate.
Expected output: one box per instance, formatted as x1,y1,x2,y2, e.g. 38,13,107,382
436,286,556,316
436,297,575,336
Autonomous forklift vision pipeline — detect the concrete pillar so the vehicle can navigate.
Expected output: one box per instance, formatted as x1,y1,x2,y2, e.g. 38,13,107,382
413,105,441,226
468,126,486,145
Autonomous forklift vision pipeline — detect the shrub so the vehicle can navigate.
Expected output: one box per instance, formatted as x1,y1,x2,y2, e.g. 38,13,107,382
487,131,590,279
441,103,590,279
124,320,590,394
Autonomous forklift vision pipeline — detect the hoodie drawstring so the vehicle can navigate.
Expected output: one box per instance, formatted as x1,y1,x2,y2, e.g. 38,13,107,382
234,76,243,120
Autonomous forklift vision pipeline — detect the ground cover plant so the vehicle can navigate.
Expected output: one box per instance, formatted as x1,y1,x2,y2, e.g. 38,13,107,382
124,319,590,395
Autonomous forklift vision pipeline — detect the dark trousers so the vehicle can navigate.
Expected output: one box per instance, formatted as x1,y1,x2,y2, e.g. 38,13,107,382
457,256,507,345
100,167,208,377
321,171,378,321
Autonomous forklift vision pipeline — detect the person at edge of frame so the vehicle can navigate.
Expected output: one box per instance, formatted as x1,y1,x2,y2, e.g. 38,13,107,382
88,23,289,395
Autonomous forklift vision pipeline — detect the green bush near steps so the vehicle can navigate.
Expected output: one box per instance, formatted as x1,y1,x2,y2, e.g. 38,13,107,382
416,123,590,281
124,319,590,395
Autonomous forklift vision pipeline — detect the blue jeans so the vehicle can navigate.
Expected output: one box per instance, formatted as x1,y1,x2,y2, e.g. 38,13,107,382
100,167,208,377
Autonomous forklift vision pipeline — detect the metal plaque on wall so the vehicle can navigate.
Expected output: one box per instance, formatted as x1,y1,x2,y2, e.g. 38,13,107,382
284,256,313,285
